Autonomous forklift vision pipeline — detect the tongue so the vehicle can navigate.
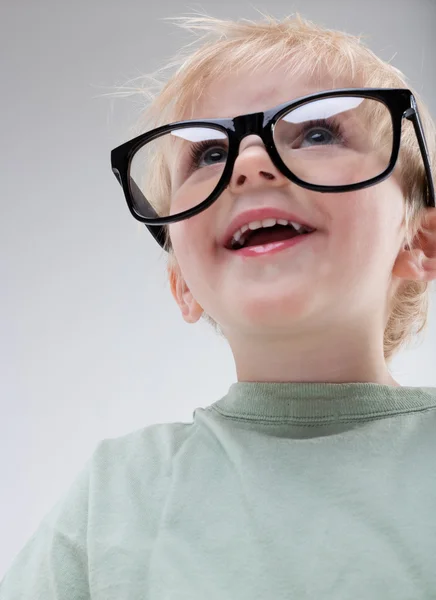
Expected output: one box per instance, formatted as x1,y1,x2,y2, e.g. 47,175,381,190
244,225,300,248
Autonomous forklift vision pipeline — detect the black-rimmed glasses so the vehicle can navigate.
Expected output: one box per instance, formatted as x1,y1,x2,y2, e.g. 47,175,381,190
111,88,435,250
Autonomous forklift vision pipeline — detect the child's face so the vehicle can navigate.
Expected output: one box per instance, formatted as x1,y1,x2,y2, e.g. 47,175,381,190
168,64,410,336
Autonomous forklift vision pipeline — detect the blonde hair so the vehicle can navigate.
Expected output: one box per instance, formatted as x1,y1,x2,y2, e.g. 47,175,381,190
111,11,436,364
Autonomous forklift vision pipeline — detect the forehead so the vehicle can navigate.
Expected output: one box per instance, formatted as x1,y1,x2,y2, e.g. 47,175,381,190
189,63,358,121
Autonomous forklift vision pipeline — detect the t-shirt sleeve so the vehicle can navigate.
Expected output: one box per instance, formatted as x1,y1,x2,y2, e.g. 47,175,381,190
0,449,95,600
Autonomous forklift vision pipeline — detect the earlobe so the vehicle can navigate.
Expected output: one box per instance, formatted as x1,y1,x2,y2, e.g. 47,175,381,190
413,208,436,281
168,263,204,323
393,208,436,282
180,291,204,323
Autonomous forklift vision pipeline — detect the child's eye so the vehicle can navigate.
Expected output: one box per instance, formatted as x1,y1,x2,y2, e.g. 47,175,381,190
291,119,345,149
189,142,228,169
300,127,338,147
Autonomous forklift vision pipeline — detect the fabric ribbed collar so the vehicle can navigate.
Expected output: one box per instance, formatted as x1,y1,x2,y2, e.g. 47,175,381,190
211,382,436,424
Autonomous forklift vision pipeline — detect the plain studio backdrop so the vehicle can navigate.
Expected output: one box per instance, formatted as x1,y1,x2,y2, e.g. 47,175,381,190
1,0,435,578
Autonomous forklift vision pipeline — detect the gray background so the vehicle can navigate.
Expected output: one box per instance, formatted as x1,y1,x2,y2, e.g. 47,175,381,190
1,0,435,578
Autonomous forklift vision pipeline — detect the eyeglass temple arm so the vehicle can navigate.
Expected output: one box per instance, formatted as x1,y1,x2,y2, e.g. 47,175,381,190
127,176,167,247
112,167,167,247
404,106,436,208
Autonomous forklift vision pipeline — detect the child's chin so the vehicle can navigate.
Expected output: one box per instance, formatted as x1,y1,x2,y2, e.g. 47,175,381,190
230,292,315,329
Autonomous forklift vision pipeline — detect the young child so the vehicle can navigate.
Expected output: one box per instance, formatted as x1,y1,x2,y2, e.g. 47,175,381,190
2,13,436,599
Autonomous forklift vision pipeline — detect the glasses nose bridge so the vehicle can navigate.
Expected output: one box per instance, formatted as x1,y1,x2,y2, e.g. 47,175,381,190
233,111,266,144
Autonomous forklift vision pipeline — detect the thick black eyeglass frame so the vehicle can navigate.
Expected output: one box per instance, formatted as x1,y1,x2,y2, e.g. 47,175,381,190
111,88,435,250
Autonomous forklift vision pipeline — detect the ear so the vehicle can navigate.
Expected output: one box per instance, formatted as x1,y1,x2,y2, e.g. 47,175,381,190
168,261,204,324
393,207,436,282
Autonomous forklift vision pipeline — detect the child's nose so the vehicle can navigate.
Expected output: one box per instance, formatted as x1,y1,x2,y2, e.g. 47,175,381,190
229,135,288,191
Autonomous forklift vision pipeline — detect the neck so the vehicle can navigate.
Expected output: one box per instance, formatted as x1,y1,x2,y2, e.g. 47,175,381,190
226,326,400,387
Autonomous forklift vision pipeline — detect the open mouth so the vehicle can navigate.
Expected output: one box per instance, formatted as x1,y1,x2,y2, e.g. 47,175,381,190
226,222,316,251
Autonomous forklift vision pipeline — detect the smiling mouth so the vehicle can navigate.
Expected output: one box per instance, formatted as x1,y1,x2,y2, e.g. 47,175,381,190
229,230,316,258
228,223,315,250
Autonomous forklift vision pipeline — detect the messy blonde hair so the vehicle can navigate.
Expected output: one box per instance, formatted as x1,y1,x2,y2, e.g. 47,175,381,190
112,11,435,364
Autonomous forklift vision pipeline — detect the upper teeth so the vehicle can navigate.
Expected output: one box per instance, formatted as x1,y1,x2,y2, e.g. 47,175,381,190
231,218,308,246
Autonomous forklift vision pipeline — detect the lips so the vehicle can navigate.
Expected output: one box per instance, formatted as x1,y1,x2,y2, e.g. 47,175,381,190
221,207,317,249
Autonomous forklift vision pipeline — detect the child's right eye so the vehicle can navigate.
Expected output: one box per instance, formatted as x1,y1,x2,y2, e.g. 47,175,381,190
188,141,229,170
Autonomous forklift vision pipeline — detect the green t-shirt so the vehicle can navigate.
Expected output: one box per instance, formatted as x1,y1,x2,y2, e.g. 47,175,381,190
2,382,436,599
